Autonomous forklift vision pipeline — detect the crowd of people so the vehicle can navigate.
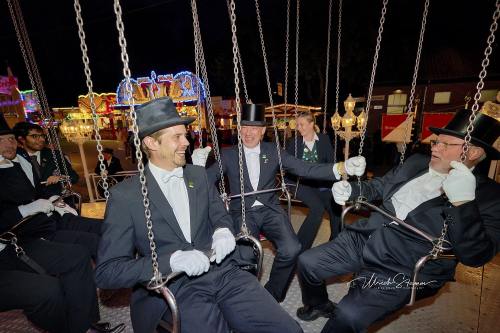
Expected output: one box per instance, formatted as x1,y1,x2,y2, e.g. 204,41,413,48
1,96,499,333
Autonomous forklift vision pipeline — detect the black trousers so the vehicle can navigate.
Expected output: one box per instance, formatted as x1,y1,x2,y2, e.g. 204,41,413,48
297,229,411,333
294,184,341,250
232,206,301,301
0,239,99,333
167,265,303,333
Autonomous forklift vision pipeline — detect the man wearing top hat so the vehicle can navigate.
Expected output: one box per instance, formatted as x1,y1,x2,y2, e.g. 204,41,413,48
94,147,124,177
95,97,304,333
295,108,500,333
194,103,366,302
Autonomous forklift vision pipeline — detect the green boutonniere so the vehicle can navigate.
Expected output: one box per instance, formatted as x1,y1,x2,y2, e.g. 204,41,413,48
188,180,194,188
304,148,309,152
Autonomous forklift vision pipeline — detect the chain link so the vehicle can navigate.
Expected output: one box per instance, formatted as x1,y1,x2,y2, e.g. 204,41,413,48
293,0,300,158
73,0,110,200
192,0,228,198
283,0,291,148
254,0,287,188
113,0,162,286
192,2,203,148
399,0,430,165
322,0,334,133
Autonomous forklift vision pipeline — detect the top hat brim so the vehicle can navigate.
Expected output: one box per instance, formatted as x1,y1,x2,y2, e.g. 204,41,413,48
240,120,267,126
0,129,13,136
430,127,500,160
139,116,196,138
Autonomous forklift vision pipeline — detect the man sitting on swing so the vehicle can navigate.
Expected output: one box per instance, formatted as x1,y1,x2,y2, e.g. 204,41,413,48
95,97,303,333
194,103,366,302
296,108,500,333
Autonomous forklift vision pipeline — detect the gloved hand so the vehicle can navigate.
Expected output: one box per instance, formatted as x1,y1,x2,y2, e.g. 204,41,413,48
443,161,476,204
211,228,236,264
331,181,352,205
191,146,212,167
344,156,366,177
54,204,78,216
170,249,210,276
18,198,55,218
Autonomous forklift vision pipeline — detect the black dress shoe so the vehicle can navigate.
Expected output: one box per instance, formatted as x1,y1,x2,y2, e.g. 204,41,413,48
90,322,126,333
296,301,336,321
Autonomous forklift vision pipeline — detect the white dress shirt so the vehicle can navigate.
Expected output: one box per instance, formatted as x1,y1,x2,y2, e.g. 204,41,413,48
303,133,319,151
14,154,35,187
391,167,447,220
28,150,41,164
149,163,191,242
243,144,263,207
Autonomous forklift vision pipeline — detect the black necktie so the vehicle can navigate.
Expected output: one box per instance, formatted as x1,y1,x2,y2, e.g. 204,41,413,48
30,155,42,179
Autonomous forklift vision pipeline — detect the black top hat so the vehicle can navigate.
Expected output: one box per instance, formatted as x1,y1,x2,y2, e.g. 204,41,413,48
241,104,267,126
0,113,13,136
136,97,195,138
430,108,500,160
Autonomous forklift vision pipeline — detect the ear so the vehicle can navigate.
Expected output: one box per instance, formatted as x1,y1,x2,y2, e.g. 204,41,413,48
260,127,266,136
467,146,485,162
142,136,159,152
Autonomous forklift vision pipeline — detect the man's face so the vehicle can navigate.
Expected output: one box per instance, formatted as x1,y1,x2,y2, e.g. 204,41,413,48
430,134,466,173
241,125,266,148
103,152,112,160
21,129,46,153
0,134,18,160
151,125,189,170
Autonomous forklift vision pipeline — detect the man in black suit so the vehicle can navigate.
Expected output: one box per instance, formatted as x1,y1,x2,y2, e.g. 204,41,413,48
0,114,123,333
13,122,79,198
95,147,123,176
197,104,365,302
296,108,500,333
95,97,303,333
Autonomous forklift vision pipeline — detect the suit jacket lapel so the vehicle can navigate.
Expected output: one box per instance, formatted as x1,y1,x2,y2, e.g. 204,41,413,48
256,143,268,191
235,146,253,193
145,166,187,242
183,167,200,240
385,158,429,199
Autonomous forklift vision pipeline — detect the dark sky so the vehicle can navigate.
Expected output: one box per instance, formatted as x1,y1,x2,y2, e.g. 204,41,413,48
1,0,499,109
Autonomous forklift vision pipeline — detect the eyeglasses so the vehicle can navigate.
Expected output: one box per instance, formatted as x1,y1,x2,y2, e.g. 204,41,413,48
27,134,46,140
430,139,464,150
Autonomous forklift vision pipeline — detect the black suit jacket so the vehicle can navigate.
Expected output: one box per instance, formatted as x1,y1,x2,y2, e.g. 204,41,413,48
347,153,500,283
95,164,238,333
0,158,55,238
285,133,335,188
206,141,337,214
94,156,123,175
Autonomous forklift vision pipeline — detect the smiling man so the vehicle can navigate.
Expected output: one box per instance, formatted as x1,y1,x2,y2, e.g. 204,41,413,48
296,108,500,333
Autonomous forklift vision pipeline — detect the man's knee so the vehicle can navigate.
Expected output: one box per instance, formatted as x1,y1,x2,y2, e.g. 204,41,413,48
323,306,367,333
277,239,301,260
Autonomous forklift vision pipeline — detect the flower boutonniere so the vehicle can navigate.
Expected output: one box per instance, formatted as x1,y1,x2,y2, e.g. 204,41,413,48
261,154,268,164
188,180,195,188
304,147,309,153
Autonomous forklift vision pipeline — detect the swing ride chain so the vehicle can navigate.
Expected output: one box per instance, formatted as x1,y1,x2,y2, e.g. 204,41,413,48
73,0,110,200
283,0,291,148
294,0,300,158
399,0,430,166
333,0,342,164
462,0,500,163
191,0,228,198
191,0,203,148
226,0,250,104
254,0,287,189
113,0,163,287
431,0,500,258
229,0,249,234
322,0,333,133
356,0,388,196
6,0,70,187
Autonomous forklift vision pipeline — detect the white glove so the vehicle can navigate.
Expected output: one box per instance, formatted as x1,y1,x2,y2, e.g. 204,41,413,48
191,146,212,167
332,181,352,205
211,228,236,264
345,156,366,177
18,199,55,218
54,204,78,216
169,249,210,276
443,161,476,203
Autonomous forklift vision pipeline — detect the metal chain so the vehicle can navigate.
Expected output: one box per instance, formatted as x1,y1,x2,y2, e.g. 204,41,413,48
399,0,430,165
191,0,228,198
293,0,300,158
225,0,250,104
462,0,500,162
113,0,162,286
333,132,338,164
7,0,70,187
334,0,342,126
192,2,203,148
229,0,248,234
11,0,71,185
322,0,334,133
254,0,287,187
283,0,291,148
73,0,110,200
432,0,500,257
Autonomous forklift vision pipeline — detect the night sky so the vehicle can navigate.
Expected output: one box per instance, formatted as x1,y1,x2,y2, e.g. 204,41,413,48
0,0,499,110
